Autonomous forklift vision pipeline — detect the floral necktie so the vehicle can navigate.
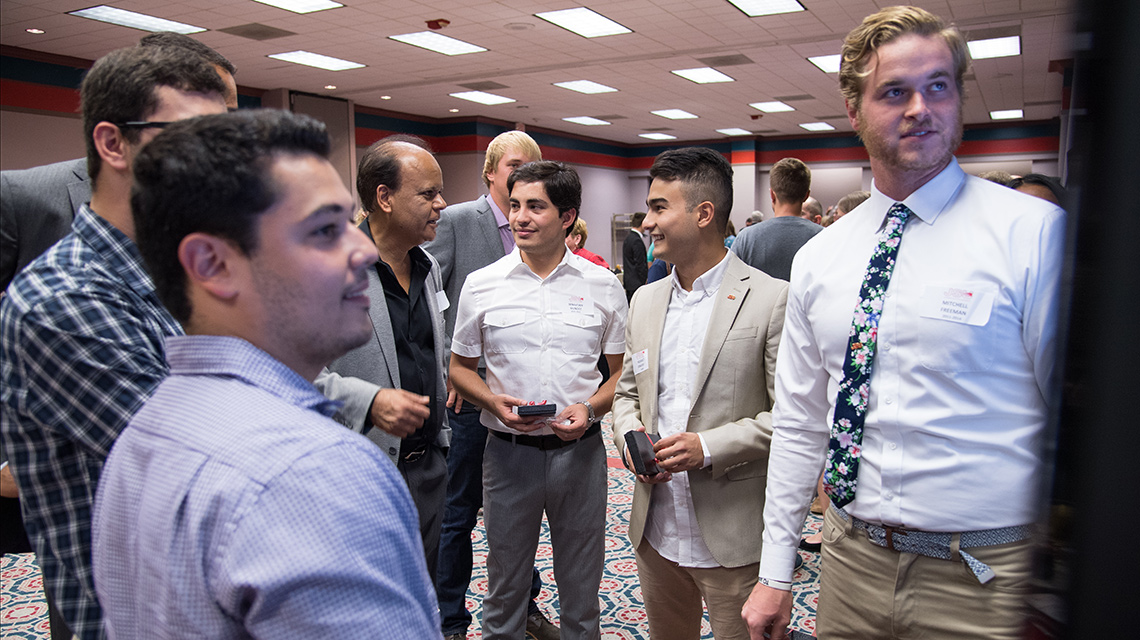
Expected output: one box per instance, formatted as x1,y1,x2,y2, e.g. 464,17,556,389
824,202,912,507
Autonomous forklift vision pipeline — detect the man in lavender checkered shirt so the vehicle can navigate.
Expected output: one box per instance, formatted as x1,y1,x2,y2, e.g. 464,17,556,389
90,110,441,638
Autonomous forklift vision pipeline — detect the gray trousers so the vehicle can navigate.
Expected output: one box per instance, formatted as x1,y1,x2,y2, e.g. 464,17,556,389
481,432,606,640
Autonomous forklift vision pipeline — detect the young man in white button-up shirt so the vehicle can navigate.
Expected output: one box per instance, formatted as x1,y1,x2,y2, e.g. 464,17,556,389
449,161,626,640
612,147,788,640
743,6,1065,640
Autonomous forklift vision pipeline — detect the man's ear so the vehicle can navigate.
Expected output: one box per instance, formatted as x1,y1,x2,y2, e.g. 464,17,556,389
376,184,394,215
846,98,860,130
770,188,777,206
562,208,577,232
92,122,131,173
693,201,716,229
178,233,240,302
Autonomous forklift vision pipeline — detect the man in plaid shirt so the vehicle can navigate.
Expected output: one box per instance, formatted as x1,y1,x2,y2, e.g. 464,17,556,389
0,45,226,639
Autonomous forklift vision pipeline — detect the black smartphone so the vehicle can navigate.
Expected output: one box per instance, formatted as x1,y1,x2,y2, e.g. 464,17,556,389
624,431,662,475
516,403,557,417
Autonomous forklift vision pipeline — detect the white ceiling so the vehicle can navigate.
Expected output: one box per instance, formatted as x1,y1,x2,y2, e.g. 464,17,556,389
1,0,1075,144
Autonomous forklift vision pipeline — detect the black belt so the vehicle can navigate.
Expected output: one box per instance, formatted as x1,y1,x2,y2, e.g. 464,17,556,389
491,422,600,450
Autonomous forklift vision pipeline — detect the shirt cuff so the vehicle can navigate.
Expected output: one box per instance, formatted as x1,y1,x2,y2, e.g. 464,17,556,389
758,543,799,585
698,433,711,468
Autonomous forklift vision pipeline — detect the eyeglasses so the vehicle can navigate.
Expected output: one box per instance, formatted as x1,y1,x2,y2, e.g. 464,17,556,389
114,121,174,131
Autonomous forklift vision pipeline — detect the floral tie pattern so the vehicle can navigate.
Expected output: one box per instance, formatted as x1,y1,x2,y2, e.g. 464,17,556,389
824,202,912,507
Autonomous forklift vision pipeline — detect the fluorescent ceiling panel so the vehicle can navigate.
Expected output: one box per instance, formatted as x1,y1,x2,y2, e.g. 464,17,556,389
968,36,1021,59
554,80,618,94
717,128,753,136
252,0,343,13
651,109,698,120
536,7,632,38
268,51,365,71
990,109,1024,120
750,101,795,113
671,67,735,84
808,54,842,73
68,6,205,34
450,91,515,105
639,133,677,140
390,32,487,56
563,116,611,126
799,122,835,131
726,0,806,17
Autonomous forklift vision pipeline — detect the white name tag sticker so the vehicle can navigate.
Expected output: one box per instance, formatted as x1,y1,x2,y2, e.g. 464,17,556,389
919,285,994,326
435,290,450,312
632,349,650,375
559,293,593,316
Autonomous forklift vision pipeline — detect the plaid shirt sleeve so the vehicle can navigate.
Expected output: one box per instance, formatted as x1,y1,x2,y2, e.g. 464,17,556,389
2,284,177,639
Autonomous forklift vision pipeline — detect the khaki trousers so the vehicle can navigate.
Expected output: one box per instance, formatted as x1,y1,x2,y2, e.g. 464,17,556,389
817,506,1034,639
634,537,758,640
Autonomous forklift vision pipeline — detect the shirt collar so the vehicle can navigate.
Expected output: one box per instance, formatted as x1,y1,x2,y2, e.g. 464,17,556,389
165,334,342,417
486,194,509,229
670,250,732,300
504,244,580,278
867,158,965,230
74,204,158,300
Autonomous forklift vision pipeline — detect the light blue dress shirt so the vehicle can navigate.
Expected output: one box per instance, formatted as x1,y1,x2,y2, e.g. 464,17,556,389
93,335,441,639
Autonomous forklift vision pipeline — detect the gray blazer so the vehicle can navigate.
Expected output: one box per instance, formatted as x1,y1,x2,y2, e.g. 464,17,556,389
420,195,506,351
613,253,789,568
1,158,91,291
315,245,451,467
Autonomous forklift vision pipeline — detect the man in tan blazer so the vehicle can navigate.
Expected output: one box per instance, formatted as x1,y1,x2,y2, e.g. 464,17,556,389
613,147,788,640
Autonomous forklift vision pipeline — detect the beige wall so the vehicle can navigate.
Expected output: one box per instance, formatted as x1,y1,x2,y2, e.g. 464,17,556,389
1,110,85,171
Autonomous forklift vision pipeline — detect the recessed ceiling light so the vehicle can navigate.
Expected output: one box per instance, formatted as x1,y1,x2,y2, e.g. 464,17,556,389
554,80,618,94
68,6,205,34
380,95,392,100
750,100,794,113
536,7,632,38
671,67,735,84
268,51,365,71
252,0,343,14
324,84,337,90
449,108,460,113
990,109,1024,120
799,122,835,132
717,128,753,136
639,133,677,140
651,109,698,120
726,0,806,17
450,91,515,105
968,36,1021,59
808,54,842,73
26,28,45,34
389,31,487,56
563,116,611,126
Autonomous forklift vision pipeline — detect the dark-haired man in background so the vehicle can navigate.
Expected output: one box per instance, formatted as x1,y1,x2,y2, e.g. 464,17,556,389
316,135,451,578
0,32,238,292
623,210,649,301
0,45,227,638
449,161,626,640
731,157,821,281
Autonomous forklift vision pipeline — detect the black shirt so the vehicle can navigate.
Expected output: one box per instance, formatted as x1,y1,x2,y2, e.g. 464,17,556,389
375,246,440,455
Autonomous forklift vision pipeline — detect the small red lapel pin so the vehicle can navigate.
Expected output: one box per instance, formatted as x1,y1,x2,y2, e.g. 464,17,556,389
727,294,736,300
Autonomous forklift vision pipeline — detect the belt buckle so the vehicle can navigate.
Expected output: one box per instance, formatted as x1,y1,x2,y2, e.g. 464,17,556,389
402,446,428,463
882,525,909,551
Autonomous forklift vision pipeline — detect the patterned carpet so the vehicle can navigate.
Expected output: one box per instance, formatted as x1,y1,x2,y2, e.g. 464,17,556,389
1,422,821,639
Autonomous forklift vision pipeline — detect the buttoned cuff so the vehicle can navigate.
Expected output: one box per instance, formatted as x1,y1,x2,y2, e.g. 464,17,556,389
698,433,711,468
758,544,799,586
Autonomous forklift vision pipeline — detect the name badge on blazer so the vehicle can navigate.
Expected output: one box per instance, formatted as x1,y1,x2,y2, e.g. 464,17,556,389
633,349,649,375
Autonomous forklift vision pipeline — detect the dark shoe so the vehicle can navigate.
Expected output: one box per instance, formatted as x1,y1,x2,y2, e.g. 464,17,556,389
795,554,804,572
526,610,560,640
798,537,822,553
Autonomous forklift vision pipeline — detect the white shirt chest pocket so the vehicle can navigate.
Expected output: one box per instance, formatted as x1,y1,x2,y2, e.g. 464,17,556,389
483,310,530,354
916,282,999,372
559,313,604,355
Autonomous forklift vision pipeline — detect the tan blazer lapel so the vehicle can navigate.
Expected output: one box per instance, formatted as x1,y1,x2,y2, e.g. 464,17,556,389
691,258,750,410
639,281,672,434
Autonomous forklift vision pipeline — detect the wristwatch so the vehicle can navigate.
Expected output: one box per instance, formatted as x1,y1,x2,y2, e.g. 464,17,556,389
578,400,597,424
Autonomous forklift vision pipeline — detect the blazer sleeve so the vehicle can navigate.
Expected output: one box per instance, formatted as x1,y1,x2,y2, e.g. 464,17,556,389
314,368,380,434
611,289,646,464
